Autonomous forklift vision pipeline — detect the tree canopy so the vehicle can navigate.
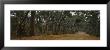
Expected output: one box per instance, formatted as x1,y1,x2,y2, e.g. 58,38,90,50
11,10,100,38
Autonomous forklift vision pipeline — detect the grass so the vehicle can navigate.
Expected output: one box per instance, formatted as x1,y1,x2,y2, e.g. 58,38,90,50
11,32,100,40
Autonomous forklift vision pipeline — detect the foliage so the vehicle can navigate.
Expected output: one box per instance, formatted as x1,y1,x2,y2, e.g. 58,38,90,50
11,10,100,37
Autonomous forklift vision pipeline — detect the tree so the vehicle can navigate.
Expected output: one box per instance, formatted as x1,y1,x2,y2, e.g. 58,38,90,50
30,11,36,36
11,10,100,39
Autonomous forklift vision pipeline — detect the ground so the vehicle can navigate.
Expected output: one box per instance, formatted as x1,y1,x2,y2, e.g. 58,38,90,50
11,32,100,40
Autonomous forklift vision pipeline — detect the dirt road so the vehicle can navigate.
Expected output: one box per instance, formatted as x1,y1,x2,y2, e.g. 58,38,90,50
12,32,100,40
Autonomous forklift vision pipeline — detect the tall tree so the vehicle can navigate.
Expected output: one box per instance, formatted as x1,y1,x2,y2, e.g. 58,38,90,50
30,11,36,36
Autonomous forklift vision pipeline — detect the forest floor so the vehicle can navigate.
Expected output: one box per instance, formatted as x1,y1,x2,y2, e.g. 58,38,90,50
11,32,100,40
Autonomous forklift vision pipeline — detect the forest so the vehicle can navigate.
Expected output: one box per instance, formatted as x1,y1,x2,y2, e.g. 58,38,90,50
11,10,100,40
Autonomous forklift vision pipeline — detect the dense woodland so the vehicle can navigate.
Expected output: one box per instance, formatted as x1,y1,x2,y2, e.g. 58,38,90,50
11,10,100,40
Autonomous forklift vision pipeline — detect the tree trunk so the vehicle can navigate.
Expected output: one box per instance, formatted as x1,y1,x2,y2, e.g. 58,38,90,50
30,11,36,36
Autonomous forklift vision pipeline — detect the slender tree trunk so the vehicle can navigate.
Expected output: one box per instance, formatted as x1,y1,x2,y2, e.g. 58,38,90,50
30,11,36,36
